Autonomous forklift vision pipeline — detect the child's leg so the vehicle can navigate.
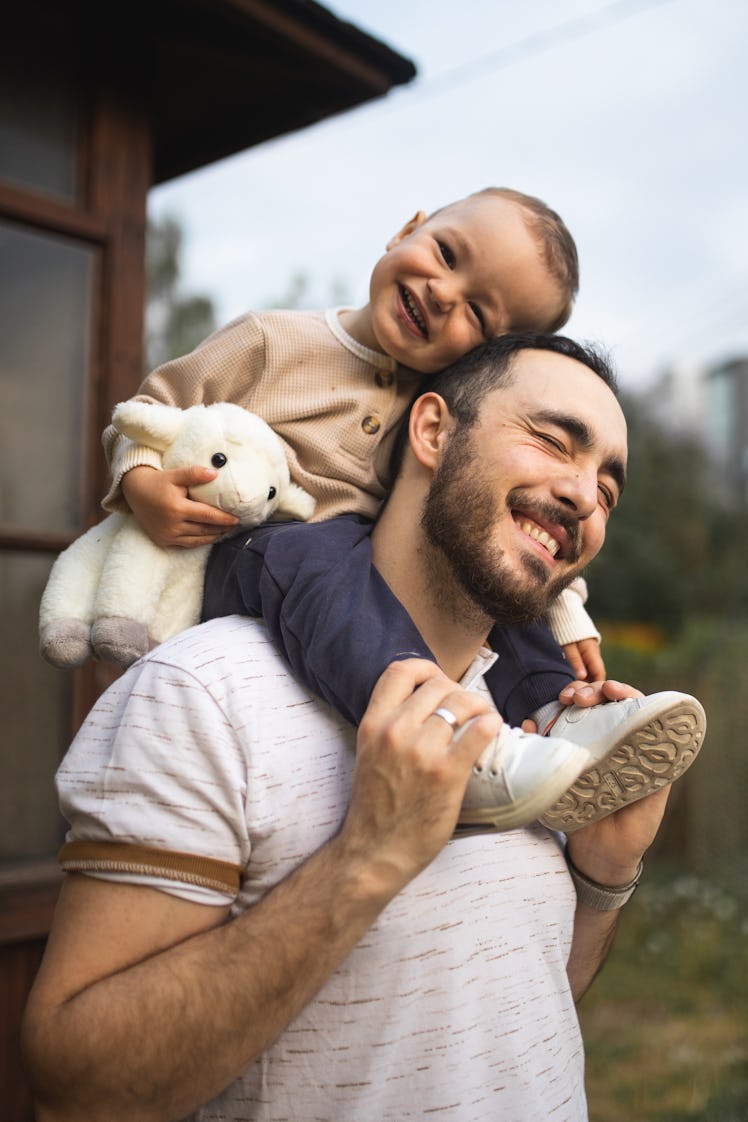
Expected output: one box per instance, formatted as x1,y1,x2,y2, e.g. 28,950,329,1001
484,621,575,727
202,514,436,726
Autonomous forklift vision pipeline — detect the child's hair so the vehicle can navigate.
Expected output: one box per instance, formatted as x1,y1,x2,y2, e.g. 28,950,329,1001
435,187,580,332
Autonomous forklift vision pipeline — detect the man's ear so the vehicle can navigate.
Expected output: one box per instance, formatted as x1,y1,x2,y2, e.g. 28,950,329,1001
386,210,427,251
408,392,453,471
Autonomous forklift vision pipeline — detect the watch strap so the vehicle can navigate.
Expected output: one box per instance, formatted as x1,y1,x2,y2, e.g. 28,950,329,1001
565,847,643,911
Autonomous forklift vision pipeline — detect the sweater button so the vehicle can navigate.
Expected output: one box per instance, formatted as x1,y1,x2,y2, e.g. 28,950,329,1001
362,415,381,435
375,370,394,388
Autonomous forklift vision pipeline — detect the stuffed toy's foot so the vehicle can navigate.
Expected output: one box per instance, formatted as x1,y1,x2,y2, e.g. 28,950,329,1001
40,620,93,669
92,617,151,668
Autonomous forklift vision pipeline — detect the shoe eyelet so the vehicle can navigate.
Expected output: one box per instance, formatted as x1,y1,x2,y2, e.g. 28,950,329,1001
473,764,483,775
489,769,498,778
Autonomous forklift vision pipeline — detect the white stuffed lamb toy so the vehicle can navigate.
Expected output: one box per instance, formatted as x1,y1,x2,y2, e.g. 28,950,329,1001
39,400,315,670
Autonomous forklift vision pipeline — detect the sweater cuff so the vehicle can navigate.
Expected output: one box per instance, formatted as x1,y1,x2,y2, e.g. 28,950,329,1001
547,585,601,646
102,438,163,513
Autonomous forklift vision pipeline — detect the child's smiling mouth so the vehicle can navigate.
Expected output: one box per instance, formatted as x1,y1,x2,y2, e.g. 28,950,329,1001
399,285,428,339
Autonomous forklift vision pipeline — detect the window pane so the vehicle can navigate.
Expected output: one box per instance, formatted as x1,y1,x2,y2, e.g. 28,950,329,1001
0,553,70,868
0,220,93,535
0,38,77,201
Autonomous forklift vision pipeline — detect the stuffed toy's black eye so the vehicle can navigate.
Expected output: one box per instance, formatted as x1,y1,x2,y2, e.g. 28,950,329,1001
268,486,277,500
211,453,227,469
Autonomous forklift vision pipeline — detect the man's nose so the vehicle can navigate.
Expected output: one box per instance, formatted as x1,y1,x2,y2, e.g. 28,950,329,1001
551,467,598,519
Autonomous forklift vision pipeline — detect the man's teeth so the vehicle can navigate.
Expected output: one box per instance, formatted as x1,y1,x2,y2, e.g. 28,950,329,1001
520,521,560,557
402,288,426,333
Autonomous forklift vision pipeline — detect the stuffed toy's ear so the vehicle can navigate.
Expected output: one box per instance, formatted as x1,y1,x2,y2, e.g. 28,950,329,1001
112,400,193,452
275,484,316,522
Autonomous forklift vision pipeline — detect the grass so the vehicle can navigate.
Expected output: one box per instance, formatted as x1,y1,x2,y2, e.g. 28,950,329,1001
579,862,748,1120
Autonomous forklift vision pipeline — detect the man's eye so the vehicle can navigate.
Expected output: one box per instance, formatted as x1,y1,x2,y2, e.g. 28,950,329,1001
438,241,455,268
598,484,615,509
539,433,564,453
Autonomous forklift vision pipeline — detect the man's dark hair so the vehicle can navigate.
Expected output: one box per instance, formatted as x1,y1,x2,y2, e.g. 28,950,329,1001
389,332,618,480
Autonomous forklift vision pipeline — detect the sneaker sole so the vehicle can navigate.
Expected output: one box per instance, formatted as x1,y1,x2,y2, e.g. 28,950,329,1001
455,741,592,832
538,695,706,833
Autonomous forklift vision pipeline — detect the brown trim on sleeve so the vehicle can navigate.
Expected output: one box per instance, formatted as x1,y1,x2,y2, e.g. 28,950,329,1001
58,840,242,895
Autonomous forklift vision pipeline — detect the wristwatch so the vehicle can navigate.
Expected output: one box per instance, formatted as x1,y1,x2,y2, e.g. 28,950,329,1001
565,846,643,911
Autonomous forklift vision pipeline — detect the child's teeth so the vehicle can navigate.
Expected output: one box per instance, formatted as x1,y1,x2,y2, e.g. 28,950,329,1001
403,289,425,332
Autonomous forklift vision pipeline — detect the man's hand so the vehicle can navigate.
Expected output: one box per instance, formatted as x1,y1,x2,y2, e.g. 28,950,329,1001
567,785,670,888
562,637,606,682
122,465,240,548
342,659,502,890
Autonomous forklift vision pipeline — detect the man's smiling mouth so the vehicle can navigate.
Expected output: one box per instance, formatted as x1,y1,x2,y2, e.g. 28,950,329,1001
518,518,560,558
399,286,428,338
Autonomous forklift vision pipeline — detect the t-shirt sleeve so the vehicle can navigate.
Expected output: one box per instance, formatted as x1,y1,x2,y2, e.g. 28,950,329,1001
56,654,250,904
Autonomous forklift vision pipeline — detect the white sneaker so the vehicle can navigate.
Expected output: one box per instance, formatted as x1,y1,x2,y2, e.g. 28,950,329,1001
456,723,593,831
538,691,706,833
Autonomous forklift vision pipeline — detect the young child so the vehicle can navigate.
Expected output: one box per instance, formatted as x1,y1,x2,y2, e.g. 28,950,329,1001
100,187,698,829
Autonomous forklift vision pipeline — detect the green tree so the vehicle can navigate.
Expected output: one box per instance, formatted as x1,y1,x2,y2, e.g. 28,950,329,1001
262,270,351,311
145,215,217,370
585,391,748,630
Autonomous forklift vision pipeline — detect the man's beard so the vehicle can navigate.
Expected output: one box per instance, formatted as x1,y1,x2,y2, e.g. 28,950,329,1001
421,430,583,627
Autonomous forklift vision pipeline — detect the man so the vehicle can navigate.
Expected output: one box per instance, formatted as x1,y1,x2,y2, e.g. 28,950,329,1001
22,334,695,1121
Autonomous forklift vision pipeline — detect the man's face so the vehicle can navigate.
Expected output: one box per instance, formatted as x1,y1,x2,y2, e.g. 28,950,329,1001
421,348,627,625
367,195,564,374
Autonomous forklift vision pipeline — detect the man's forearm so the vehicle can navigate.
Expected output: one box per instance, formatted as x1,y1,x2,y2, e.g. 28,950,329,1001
24,836,397,1122
566,904,620,1002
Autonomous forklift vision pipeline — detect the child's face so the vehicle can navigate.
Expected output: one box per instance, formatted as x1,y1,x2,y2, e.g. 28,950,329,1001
367,194,564,374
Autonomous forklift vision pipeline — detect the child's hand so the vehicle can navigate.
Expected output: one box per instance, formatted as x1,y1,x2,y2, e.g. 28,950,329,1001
562,638,606,682
557,678,642,708
121,465,240,549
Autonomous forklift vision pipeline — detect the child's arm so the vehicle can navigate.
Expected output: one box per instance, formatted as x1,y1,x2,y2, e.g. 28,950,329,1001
203,516,436,727
102,312,270,525
121,465,240,549
546,579,606,682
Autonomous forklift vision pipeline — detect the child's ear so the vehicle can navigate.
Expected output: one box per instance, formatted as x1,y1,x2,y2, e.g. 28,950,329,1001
386,210,427,250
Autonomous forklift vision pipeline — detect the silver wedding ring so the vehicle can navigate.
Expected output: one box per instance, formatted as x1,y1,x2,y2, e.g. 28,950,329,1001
433,706,459,731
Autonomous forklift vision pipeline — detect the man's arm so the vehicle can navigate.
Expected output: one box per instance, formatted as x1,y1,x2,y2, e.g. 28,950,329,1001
523,677,673,1001
565,785,671,1001
22,661,499,1122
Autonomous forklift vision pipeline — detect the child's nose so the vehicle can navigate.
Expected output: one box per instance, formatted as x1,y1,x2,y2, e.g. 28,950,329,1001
427,276,457,313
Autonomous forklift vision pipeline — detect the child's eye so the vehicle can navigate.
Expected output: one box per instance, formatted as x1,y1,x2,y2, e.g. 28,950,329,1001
438,241,456,268
469,301,485,331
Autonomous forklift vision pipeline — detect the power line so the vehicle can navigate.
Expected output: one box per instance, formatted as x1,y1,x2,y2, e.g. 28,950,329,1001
404,0,678,100
623,276,748,357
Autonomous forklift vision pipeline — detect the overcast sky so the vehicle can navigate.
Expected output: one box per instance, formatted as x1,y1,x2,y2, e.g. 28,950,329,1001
149,0,748,394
